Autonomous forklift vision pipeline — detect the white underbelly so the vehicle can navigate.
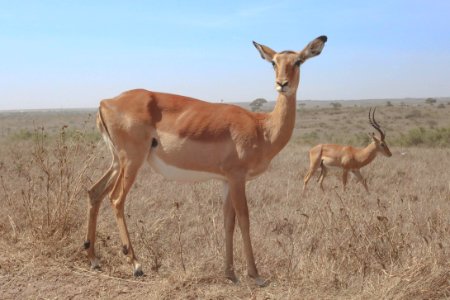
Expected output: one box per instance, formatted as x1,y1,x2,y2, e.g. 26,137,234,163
147,152,226,183
321,157,341,168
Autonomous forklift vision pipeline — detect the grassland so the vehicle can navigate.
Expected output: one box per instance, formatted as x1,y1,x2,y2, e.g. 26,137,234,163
0,101,449,299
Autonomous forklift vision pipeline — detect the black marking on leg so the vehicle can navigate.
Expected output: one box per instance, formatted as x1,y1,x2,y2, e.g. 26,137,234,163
133,269,144,277
151,138,158,148
83,240,90,249
122,245,128,255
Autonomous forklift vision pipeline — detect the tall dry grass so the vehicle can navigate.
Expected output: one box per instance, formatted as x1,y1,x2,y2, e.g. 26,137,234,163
0,106,449,299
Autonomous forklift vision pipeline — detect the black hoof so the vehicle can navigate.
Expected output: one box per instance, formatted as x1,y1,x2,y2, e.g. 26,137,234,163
133,269,144,277
83,240,90,249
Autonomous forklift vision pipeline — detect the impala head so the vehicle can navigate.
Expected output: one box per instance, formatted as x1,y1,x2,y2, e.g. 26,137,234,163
368,108,392,157
253,35,327,95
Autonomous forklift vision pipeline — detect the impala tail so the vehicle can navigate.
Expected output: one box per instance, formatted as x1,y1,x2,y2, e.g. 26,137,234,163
96,104,117,156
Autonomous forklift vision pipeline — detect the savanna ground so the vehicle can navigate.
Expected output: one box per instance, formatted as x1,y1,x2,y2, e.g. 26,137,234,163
0,101,449,299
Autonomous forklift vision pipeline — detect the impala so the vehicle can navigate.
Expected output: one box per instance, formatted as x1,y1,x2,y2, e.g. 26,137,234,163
84,36,327,286
303,108,391,193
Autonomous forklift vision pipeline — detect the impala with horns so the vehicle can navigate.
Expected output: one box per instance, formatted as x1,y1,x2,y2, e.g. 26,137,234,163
303,108,391,193
84,36,327,286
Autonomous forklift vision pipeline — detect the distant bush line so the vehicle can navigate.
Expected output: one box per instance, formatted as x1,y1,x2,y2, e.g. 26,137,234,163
7,127,101,143
6,125,450,148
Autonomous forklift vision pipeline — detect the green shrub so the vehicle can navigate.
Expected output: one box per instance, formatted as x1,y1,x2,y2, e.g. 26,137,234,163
396,127,450,147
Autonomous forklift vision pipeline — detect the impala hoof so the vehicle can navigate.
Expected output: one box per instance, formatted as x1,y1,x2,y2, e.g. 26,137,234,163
133,264,144,277
226,274,239,284
90,258,100,270
250,275,269,287
83,240,90,249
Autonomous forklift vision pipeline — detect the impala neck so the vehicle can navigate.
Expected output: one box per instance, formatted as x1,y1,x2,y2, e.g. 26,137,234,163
264,91,297,157
356,142,378,167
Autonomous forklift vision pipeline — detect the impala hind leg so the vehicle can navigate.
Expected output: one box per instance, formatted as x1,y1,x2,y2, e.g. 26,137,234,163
318,164,328,191
303,168,315,193
303,159,322,193
85,159,119,269
228,177,267,287
109,145,148,276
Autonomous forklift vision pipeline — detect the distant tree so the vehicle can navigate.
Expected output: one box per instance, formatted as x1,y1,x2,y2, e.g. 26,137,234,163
330,102,342,109
425,98,437,105
249,98,268,112
437,103,445,109
297,102,306,112
386,101,393,107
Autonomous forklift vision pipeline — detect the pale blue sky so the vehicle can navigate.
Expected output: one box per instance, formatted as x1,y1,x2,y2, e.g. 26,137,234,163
1,1,449,110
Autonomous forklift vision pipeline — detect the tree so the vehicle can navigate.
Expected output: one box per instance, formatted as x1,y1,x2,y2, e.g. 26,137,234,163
330,102,342,109
425,98,437,105
386,101,393,107
249,98,268,112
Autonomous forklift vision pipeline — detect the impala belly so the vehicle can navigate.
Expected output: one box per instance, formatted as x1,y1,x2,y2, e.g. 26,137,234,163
147,152,226,182
321,156,342,168
146,131,227,182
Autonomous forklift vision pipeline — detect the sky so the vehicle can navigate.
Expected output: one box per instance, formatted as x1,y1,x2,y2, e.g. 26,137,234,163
1,0,450,110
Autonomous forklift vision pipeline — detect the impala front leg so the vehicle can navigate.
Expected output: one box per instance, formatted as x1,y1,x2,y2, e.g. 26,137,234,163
228,177,267,287
352,170,370,193
222,182,238,283
342,169,349,191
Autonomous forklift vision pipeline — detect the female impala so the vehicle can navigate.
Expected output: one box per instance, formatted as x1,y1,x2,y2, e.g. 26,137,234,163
303,108,392,193
84,36,327,286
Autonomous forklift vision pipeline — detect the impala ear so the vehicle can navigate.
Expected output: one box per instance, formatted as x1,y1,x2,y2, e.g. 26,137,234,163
368,132,379,142
298,35,327,62
253,41,276,62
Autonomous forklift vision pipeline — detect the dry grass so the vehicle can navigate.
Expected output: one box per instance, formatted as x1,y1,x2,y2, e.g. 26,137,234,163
0,104,449,299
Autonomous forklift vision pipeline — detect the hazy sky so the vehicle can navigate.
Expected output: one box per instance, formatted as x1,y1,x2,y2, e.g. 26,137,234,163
1,1,449,110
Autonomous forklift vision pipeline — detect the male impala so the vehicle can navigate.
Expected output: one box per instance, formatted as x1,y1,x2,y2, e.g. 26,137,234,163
84,36,327,286
303,108,391,193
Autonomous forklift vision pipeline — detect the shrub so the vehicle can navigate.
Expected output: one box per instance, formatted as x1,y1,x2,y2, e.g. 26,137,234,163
397,127,450,147
330,102,342,109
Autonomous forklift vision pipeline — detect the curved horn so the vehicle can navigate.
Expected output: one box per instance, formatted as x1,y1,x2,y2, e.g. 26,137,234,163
368,107,385,140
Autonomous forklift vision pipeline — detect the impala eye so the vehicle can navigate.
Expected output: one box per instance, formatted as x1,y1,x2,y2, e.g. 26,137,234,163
271,61,276,68
295,60,302,67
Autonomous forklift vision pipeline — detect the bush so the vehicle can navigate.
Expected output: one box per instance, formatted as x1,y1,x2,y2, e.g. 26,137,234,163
425,98,437,105
330,102,342,109
397,127,450,147
405,110,422,119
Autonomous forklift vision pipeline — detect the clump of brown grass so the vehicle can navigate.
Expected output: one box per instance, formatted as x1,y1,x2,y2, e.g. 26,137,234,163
1,125,99,253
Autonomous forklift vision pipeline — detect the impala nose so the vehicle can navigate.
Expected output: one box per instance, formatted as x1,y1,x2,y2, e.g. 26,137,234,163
277,81,289,88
